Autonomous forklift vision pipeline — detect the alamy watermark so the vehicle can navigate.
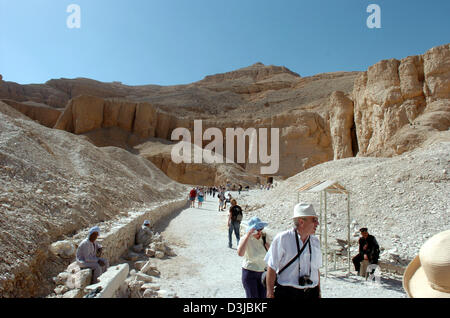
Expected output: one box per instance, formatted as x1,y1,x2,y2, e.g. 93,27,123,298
365,264,382,287
171,120,280,175
366,4,381,29
67,4,81,29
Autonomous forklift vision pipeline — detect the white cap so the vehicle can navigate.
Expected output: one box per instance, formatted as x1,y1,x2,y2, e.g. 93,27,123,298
292,202,317,219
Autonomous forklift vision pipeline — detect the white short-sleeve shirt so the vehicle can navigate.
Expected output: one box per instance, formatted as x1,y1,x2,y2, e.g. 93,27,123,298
264,229,322,289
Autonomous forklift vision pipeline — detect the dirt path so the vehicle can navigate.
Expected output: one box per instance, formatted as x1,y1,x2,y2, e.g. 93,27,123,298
150,191,406,298
152,193,246,298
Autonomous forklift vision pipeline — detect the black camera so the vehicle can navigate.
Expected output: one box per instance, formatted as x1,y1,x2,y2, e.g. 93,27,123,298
298,275,313,286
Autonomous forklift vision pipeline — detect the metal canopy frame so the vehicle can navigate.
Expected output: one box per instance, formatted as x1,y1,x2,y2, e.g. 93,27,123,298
297,180,351,278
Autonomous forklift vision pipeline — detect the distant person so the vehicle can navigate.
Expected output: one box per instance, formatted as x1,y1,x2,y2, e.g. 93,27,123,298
264,203,322,299
224,192,232,210
197,188,204,208
352,228,380,275
76,226,109,284
238,216,270,298
403,229,450,298
189,188,197,208
218,191,226,211
136,220,153,247
238,184,242,195
228,199,243,248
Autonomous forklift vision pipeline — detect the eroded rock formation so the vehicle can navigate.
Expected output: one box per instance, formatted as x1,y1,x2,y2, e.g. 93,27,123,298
353,43,450,156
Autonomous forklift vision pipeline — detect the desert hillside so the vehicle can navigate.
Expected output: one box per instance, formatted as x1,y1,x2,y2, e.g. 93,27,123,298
0,101,188,297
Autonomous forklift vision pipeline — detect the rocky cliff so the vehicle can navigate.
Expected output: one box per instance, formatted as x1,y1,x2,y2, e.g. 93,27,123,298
1,44,449,183
352,43,450,156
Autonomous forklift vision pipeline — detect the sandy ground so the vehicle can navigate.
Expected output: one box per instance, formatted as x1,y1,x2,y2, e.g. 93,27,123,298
151,191,407,298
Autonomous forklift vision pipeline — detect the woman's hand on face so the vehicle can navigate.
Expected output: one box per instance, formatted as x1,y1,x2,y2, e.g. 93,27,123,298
247,226,256,235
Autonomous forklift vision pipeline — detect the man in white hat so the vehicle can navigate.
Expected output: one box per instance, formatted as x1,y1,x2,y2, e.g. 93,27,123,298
264,202,322,299
403,229,450,298
136,219,154,247
76,226,109,284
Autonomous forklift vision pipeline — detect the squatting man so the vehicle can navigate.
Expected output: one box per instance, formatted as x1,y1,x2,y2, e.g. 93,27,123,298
76,226,109,284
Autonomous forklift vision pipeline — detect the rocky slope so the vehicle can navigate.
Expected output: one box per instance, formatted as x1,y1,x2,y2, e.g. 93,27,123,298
0,101,188,297
238,140,450,267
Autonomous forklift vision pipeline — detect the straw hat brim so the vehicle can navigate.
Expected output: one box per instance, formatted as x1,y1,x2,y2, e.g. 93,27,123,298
403,255,450,298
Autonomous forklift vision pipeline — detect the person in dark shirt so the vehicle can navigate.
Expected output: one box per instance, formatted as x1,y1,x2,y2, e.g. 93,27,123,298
228,199,243,248
352,227,380,274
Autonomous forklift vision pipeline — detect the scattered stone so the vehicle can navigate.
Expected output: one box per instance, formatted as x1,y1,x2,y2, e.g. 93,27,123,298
54,285,69,295
139,261,155,275
145,248,155,257
134,261,147,271
141,283,160,291
155,251,165,259
49,240,76,259
62,288,84,298
135,272,153,283
143,289,157,298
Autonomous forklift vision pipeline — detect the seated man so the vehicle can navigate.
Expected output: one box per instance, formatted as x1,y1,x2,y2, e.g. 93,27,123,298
352,227,380,275
76,226,109,284
135,220,154,247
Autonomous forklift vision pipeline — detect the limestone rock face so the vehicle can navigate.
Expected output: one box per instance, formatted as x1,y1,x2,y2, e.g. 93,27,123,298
72,95,105,134
353,43,450,156
328,91,355,160
1,99,62,128
423,44,450,102
54,95,333,180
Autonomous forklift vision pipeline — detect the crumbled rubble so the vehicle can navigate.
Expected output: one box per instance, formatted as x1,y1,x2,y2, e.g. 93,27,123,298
48,231,178,298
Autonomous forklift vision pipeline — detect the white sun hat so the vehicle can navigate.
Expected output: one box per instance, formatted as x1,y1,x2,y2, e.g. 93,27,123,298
292,202,317,219
402,229,450,298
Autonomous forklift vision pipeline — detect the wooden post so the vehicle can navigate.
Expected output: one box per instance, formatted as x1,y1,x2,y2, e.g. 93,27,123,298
324,190,328,278
347,192,351,276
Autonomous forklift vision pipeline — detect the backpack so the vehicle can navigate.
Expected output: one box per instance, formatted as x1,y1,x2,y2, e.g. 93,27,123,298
231,205,243,222
190,189,196,197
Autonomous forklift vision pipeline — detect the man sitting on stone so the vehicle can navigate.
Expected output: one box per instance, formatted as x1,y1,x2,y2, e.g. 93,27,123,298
352,227,380,275
76,226,109,284
136,220,154,247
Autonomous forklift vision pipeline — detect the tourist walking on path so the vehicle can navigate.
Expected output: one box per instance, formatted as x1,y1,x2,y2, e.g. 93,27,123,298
189,188,197,208
264,202,322,299
238,216,270,298
218,190,225,211
197,188,205,208
228,199,243,248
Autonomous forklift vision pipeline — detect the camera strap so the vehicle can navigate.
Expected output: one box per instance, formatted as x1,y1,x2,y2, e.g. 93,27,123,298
295,229,312,276
277,229,310,275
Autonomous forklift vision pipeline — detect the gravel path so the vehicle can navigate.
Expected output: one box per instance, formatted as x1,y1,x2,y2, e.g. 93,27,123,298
150,192,407,298
152,196,246,298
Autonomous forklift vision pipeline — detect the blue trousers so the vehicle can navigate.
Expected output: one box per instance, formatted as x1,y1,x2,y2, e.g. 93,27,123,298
228,221,240,247
242,268,266,298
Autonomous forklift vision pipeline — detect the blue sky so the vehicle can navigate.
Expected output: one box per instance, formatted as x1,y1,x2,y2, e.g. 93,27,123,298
1,0,449,85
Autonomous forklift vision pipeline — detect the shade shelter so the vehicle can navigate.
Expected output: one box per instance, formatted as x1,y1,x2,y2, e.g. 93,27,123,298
297,180,351,277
